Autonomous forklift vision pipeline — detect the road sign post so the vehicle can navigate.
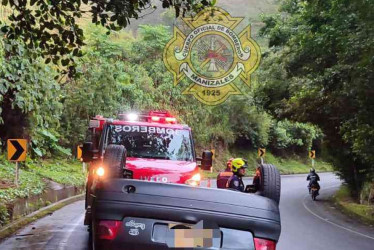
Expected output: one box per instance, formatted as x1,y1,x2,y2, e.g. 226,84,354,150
258,148,266,165
15,162,19,187
7,139,27,187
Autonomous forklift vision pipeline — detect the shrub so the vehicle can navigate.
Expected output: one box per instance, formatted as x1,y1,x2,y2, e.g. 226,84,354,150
0,203,9,226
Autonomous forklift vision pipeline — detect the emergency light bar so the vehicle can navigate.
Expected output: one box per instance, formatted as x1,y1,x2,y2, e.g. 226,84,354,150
165,117,177,123
126,113,139,121
151,116,160,122
117,111,178,124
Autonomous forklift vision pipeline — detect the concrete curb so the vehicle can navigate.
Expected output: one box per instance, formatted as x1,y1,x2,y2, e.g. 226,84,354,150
0,193,84,241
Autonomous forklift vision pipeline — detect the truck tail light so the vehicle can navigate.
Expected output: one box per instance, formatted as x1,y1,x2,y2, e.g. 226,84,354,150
254,238,276,250
98,220,122,240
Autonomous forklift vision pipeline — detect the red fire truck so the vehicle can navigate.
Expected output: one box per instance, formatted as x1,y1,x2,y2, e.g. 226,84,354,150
81,111,213,226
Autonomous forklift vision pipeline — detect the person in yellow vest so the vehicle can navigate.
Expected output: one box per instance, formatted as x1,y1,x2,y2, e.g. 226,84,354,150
216,158,234,188
225,158,234,171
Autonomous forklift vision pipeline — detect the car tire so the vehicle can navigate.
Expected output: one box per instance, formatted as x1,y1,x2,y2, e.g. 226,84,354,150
103,144,126,178
259,164,281,204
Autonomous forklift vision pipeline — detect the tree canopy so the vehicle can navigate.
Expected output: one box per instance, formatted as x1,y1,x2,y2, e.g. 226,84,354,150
0,22,322,160
0,0,213,74
258,0,374,192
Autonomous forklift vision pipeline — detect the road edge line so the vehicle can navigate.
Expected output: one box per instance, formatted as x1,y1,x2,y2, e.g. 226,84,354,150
302,186,374,241
0,193,84,242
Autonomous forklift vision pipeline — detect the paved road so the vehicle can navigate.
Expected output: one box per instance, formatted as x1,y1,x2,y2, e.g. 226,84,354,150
1,173,374,250
277,173,374,250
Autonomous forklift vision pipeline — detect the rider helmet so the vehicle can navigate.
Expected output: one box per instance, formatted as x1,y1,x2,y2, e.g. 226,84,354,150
310,168,315,173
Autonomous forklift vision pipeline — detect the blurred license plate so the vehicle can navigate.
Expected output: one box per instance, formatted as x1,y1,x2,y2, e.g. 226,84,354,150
165,222,221,248
172,228,217,248
153,221,254,249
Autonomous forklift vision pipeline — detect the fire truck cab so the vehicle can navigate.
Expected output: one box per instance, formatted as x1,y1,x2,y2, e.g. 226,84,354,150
81,111,213,226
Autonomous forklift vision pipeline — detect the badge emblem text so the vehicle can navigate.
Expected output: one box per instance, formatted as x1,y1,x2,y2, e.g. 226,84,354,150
163,7,261,105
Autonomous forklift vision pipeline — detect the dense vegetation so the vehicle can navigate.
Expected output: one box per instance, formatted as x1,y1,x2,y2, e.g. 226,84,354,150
0,24,323,158
0,0,213,74
0,0,372,205
258,0,374,198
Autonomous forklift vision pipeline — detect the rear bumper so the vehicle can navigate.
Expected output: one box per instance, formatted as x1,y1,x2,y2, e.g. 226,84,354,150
93,199,280,241
91,179,281,249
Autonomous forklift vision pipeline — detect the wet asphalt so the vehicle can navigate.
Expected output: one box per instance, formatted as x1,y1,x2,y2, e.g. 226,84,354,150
0,173,373,250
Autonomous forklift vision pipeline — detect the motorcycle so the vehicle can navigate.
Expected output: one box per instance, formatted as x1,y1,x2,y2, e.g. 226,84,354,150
310,183,319,201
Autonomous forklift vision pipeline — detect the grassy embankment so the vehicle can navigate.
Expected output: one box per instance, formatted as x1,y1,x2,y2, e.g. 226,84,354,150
0,155,85,226
333,185,374,225
205,149,333,178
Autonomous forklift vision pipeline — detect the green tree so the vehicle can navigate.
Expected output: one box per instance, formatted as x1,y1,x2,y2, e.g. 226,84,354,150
259,0,374,194
0,39,64,156
0,0,213,70
271,119,323,155
59,25,156,147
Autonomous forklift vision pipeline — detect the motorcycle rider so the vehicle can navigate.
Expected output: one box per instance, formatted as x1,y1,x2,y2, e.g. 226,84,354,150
307,168,320,194
227,158,248,192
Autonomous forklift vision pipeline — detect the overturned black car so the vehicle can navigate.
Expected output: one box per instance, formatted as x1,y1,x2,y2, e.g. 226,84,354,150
89,179,281,250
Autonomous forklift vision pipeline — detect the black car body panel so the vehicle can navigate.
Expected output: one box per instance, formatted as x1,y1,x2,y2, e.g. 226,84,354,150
91,179,281,249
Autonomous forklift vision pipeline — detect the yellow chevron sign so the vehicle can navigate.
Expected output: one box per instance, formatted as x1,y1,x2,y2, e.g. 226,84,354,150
309,150,316,159
258,148,266,158
7,139,27,162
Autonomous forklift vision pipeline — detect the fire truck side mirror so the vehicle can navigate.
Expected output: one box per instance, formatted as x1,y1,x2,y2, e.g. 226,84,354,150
81,142,93,162
200,150,213,171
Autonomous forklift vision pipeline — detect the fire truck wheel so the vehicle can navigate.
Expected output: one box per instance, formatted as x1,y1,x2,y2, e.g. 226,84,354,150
103,144,126,178
259,164,281,205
